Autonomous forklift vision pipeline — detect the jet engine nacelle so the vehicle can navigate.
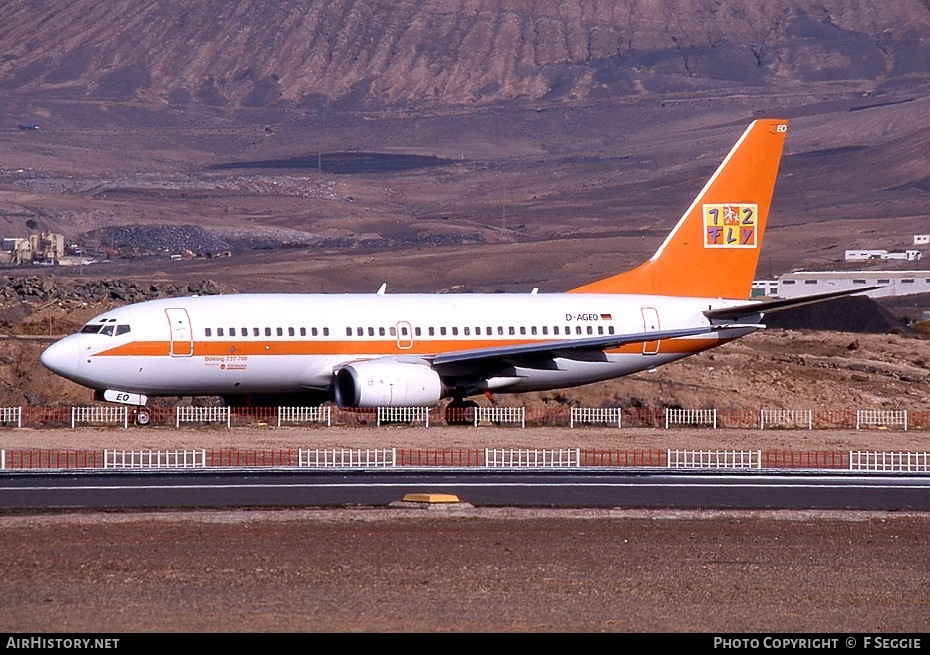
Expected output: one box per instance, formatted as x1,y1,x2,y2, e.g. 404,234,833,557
334,360,444,408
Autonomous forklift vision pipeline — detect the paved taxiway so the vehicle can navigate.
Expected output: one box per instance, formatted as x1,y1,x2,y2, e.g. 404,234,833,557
3,468,929,511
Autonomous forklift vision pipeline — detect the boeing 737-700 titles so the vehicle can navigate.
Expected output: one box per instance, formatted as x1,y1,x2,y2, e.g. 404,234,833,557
40,119,874,424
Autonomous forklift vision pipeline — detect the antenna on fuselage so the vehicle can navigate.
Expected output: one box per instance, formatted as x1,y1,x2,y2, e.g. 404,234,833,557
377,283,387,295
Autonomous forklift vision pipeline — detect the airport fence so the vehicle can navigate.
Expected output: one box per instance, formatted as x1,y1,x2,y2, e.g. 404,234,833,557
1,404,930,432
3,448,928,472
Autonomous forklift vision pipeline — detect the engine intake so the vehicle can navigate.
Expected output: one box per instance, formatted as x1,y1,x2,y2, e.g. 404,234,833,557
334,360,443,407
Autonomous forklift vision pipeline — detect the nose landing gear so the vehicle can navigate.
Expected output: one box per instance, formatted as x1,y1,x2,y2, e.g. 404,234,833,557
131,407,151,426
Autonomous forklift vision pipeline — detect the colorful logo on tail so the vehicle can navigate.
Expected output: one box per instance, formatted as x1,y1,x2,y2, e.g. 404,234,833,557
703,204,758,248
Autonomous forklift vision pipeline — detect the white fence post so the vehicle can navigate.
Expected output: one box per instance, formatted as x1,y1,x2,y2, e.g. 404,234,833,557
850,451,929,471
484,448,581,467
376,407,429,427
856,410,908,431
570,407,622,428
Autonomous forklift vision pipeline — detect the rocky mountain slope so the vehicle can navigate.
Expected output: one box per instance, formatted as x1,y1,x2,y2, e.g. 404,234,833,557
4,0,930,109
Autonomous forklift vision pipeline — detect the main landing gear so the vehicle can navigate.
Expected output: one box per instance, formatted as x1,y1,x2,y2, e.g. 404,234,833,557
443,399,479,425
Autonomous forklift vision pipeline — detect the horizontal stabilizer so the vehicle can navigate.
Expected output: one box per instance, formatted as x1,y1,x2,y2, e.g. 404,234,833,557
703,286,883,322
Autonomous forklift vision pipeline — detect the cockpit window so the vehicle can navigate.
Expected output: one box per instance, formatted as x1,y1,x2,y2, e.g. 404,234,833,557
79,323,131,336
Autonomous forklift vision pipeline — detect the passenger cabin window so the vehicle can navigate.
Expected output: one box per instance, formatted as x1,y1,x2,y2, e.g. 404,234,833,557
217,328,225,337
229,328,236,336
265,327,272,337
205,328,212,337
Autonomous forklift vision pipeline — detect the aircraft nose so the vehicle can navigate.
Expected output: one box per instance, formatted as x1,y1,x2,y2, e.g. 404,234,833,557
40,336,82,381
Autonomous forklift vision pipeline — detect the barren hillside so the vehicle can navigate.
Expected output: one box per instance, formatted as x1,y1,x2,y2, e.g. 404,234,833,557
1,1,929,283
4,0,930,108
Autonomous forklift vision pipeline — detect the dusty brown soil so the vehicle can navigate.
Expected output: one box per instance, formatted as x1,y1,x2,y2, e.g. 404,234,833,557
1,424,927,453
0,508,927,633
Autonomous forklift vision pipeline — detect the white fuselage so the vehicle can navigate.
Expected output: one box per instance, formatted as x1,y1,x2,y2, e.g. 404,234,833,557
40,292,756,405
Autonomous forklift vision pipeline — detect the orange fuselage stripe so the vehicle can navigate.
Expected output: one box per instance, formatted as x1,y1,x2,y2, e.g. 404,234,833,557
92,337,724,358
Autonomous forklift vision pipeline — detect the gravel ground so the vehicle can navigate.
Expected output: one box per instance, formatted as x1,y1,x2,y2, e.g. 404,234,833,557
0,426,928,633
3,424,927,453
0,508,927,633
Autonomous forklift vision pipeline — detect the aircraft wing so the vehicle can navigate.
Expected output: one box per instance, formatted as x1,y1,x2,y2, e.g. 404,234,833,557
703,286,883,322
430,325,722,370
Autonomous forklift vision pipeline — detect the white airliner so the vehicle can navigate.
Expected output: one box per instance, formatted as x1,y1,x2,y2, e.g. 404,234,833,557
40,118,871,424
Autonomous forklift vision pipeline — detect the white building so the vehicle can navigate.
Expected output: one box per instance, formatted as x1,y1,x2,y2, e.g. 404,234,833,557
845,249,922,261
754,271,930,299
845,249,887,261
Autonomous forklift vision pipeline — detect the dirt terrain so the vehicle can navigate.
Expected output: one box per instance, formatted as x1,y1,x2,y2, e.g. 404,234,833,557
0,507,926,633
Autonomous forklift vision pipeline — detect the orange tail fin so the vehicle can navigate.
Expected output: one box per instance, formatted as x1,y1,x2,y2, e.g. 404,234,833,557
568,119,788,299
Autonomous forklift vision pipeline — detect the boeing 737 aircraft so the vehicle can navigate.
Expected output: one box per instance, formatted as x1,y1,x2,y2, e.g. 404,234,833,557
40,119,872,424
